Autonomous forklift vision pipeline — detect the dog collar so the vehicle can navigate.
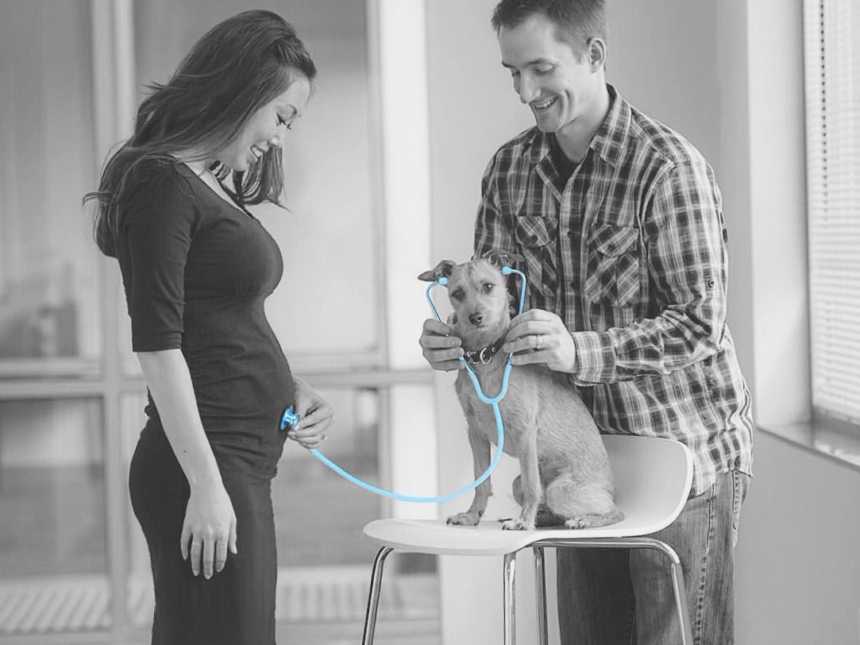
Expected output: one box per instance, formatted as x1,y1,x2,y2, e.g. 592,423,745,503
463,336,506,365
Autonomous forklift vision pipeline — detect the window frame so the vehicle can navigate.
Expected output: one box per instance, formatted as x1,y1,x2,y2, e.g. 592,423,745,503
802,0,860,433
0,0,437,641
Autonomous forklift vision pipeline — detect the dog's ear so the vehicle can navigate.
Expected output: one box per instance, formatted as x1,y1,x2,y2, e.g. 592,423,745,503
480,249,524,270
478,250,525,318
417,259,456,282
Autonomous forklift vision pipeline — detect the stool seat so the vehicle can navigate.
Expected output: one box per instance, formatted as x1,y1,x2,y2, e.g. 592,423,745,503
360,435,695,644
365,434,693,555
364,515,663,556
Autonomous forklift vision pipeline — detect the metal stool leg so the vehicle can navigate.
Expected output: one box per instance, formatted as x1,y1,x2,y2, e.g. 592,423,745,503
535,537,694,645
362,546,394,645
503,552,517,645
669,557,693,645
532,546,548,645
637,539,693,645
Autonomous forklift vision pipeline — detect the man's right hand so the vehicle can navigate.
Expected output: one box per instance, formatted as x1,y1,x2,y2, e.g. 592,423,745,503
419,319,464,371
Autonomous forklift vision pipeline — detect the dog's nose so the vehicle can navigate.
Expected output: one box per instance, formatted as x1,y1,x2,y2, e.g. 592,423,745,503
469,312,484,326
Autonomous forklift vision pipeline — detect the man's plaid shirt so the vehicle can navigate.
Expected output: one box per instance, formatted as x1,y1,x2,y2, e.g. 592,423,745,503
475,85,753,495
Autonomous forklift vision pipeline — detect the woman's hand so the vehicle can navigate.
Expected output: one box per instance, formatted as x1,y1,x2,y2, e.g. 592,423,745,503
289,377,334,449
180,479,238,579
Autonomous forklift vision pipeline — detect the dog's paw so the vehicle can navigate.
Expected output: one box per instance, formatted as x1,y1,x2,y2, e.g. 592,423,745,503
501,518,535,531
564,510,624,530
564,515,609,529
446,511,481,526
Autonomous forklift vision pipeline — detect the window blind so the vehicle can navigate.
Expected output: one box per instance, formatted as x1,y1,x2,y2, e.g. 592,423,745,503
803,0,860,424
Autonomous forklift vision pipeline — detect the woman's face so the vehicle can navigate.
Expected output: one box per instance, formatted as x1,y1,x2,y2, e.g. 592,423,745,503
217,73,312,172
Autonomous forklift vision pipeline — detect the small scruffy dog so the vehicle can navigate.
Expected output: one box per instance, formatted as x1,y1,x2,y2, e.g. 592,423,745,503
419,253,622,531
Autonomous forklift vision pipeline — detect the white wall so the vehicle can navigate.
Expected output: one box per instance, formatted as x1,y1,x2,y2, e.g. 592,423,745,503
722,1,860,643
735,432,860,644
743,0,811,427
425,2,536,641
425,0,860,643
375,0,438,521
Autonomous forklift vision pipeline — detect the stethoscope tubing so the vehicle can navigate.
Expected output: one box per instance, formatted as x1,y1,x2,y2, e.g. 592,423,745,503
296,265,526,503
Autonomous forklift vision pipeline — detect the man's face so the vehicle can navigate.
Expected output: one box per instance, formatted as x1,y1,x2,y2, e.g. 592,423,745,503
498,13,600,134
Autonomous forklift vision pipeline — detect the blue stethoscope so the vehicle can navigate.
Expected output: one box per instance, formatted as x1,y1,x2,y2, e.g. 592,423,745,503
281,266,527,503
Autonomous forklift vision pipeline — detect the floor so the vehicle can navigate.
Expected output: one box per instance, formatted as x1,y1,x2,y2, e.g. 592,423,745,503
0,567,440,644
275,570,440,644
0,447,441,644
276,617,440,645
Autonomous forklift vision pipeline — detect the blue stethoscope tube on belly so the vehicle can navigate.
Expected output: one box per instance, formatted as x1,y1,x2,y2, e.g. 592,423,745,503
282,266,527,504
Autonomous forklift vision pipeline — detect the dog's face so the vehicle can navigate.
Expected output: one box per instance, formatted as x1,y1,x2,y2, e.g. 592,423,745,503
419,258,512,350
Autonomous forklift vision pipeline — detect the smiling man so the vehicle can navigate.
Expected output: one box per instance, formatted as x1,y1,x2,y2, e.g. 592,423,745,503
419,0,754,643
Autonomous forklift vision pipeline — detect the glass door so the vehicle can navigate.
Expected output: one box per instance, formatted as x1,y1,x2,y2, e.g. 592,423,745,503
0,0,101,375
0,2,112,640
0,1,439,643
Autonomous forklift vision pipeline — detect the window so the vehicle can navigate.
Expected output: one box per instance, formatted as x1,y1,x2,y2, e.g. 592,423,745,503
0,399,109,637
0,1,439,643
0,0,101,376
803,0,860,428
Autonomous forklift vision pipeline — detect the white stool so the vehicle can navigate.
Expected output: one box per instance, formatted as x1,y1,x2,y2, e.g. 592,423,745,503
361,435,694,644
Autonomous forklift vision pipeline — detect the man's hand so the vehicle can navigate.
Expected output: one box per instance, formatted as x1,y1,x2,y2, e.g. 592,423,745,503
502,309,576,373
419,319,464,371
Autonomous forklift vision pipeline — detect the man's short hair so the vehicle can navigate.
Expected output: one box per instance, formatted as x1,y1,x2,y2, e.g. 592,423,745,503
491,0,607,58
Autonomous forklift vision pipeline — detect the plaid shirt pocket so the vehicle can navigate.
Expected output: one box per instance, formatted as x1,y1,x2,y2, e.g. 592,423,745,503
514,215,559,307
585,224,641,307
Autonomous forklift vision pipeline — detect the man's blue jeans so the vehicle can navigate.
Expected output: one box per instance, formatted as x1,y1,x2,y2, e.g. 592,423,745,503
557,469,750,644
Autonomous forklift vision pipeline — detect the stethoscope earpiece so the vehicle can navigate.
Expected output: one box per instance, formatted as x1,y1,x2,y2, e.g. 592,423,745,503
426,266,527,322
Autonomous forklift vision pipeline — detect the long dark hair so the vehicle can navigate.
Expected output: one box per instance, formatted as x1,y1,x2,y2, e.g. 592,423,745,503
86,10,316,257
